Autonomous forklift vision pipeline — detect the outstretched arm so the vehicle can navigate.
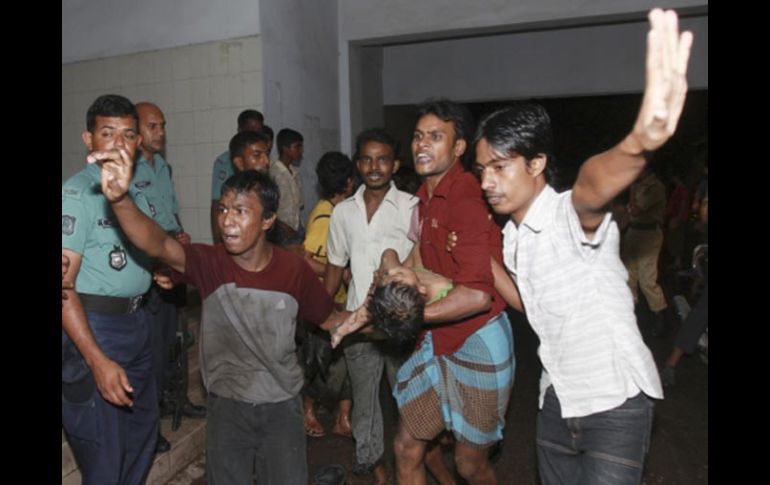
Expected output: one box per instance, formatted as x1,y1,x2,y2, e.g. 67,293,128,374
91,148,187,273
572,9,692,236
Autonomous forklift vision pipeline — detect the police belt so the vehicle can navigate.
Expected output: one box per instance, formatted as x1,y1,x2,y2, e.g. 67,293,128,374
629,222,661,230
78,293,145,315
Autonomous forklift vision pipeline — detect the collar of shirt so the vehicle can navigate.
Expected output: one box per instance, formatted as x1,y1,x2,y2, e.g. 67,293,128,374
519,184,559,233
137,153,167,171
502,185,558,276
416,160,464,204
84,162,101,184
271,159,292,176
352,181,404,210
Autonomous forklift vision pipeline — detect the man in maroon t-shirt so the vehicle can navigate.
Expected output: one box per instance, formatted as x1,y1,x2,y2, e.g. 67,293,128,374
393,100,515,485
93,160,350,484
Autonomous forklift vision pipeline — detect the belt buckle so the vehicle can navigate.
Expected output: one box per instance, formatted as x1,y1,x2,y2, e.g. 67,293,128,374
128,296,142,313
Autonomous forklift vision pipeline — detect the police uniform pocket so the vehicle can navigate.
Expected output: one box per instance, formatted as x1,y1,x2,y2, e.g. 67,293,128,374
62,335,91,391
62,385,99,443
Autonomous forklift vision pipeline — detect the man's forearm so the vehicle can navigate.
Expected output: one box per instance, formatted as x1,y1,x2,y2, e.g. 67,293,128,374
323,263,345,297
304,253,327,276
62,294,107,368
111,197,172,259
423,285,491,324
572,137,647,215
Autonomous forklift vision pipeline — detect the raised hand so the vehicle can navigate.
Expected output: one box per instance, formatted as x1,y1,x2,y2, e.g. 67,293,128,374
174,231,192,245
630,9,693,152
330,306,372,348
153,268,175,290
87,148,134,202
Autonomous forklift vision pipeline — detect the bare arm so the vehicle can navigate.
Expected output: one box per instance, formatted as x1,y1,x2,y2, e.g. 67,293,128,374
572,9,692,236
303,252,327,276
490,258,523,313
323,262,345,298
423,284,491,324
61,249,135,407
174,214,192,245
92,149,187,274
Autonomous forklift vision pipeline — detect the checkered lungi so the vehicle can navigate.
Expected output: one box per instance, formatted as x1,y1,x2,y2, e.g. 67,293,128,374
393,312,515,447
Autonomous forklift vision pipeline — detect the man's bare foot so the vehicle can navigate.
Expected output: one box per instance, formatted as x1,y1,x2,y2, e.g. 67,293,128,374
332,399,353,438
304,395,325,438
372,463,388,485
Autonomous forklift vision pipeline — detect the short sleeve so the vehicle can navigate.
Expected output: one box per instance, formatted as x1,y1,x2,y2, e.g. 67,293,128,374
62,191,90,255
325,206,350,267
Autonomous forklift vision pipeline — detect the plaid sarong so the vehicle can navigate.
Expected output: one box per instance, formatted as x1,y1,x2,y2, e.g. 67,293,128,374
393,312,515,447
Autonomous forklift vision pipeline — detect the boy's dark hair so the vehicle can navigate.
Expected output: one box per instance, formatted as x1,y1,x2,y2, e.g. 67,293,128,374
229,131,270,163
354,128,399,162
475,104,557,183
237,109,264,130
316,151,354,199
277,128,304,152
367,282,424,344
221,170,279,220
86,94,138,132
416,99,475,170
261,124,274,139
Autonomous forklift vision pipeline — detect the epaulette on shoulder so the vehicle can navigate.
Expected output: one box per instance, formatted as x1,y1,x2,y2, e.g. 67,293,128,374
61,184,84,201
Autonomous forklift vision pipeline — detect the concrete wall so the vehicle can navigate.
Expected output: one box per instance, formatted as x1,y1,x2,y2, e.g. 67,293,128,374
338,0,708,150
62,37,264,244
347,46,384,150
382,15,708,105
62,0,260,63
260,0,341,224
339,0,706,42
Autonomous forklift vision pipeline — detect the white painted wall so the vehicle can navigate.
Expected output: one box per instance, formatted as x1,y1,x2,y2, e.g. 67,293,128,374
260,0,341,225
62,37,264,244
62,0,260,63
382,16,708,105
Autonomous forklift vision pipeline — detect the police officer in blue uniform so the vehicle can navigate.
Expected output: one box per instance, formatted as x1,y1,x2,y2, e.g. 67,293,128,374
209,109,263,242
134,102,205,453
62,94,158,484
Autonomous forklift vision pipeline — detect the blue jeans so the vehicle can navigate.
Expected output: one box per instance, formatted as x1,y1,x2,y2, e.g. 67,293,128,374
536,386,653,485
206,393,307,485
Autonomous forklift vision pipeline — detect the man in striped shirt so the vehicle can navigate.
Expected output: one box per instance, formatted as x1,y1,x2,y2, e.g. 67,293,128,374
473,9,692,485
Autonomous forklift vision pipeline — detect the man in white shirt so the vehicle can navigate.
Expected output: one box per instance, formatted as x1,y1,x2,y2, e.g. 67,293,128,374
270,128,305,246
473,9,692,485
324,129,418,484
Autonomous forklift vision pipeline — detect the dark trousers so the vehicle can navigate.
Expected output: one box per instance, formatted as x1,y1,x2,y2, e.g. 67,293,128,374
146,285,178,400
62,308,158,485
206,393,307,485
536,386,653,485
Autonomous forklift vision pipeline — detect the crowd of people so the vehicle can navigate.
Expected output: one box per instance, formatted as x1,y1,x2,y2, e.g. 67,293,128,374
61,9,699,485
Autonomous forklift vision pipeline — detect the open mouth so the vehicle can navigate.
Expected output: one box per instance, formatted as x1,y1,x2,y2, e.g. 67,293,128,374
415,153,431,164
